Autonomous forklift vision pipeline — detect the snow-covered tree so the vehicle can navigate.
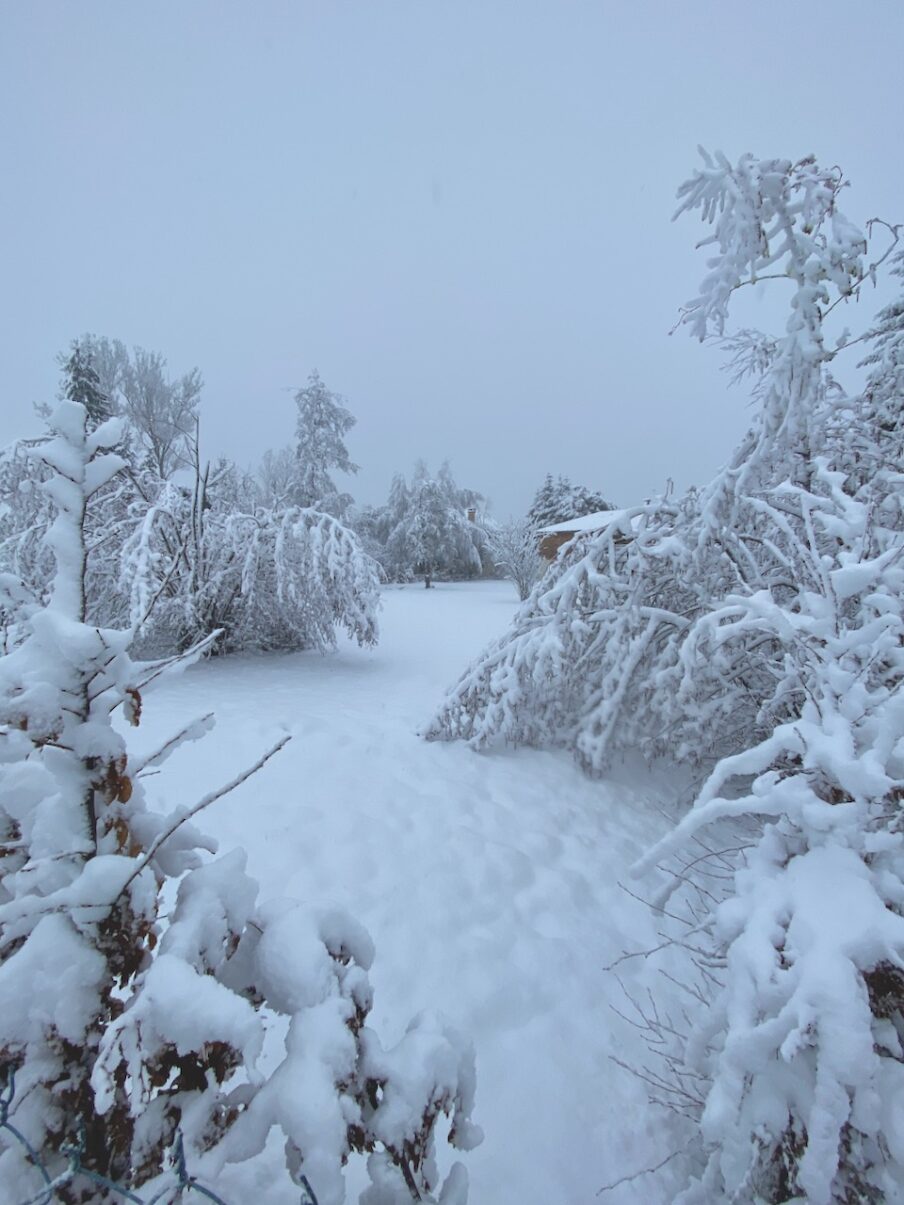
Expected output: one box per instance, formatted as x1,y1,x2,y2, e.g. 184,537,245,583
861,245,904,464
0,429,168,650
429,154,873,772
0,439,55,647
377,473,416,581
0,402,231,1196
257,444,298,509
86,336,130,414
52,337,201,480
122,446,381,655
120,346,202,480
4,349,378,660
58,337,112,427
484,518,543,600
407,472,459,589
0,430,144,647
293,370,359,517
431,151,904,1201
526,473,613,530
0,402,480,1203
379,462,483,587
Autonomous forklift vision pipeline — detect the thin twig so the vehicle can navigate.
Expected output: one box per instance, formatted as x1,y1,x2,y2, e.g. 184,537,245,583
114,734,291,902
131,713,215,774
597,1143,690,1195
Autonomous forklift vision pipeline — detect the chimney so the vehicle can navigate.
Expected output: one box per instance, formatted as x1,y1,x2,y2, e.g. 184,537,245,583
466,507,477,523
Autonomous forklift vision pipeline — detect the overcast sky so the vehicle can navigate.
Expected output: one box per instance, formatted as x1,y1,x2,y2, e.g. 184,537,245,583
2,2,902,517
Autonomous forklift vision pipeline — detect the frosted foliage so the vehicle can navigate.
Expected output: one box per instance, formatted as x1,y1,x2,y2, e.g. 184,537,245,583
1,447,380,659
633,468,904,1201
428,152,869,771
526,473,613,530
0,404,478,1202
861,248,904,464
59,337,112,427
367,461,485,584
121,484,380,655
294,370,359,516
483,518,543,600
94,336,202,479
0,451,168,650
0,404,197,1193
50,334,202,479
427,501,711,768
257,444,298,509
0,440,55,640
430,152,904,1200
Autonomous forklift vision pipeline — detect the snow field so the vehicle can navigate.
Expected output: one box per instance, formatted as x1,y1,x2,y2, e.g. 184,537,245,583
129,581,678,1203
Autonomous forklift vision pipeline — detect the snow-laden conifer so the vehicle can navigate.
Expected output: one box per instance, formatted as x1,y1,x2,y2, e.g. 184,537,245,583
526,473,613,530
59,338,113,428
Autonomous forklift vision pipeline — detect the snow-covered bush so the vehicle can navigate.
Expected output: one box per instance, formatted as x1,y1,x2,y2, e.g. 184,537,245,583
634,162,904,1200
0,402,480,1203
483,518,544,601
428,154,877,776
1,419,379,659
427,487,727,771
431,150,904,1200
629,446,904,1201
122,472,380,655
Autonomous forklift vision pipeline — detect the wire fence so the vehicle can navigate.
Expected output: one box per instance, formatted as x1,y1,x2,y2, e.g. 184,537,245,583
1,1072,320,1205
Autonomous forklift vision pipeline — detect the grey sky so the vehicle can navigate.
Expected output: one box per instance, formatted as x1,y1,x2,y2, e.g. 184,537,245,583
2,2,902,518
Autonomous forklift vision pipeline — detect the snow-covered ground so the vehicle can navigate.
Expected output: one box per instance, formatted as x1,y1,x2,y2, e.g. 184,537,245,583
131,580,679,1203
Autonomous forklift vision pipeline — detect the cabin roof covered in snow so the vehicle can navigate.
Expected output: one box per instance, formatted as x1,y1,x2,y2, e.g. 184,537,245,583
537,510,619,535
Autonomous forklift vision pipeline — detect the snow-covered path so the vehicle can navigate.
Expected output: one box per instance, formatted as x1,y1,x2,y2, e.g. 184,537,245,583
132,581,677,1204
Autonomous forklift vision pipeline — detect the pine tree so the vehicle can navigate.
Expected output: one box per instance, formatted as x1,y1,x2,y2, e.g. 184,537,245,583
526,474,561,529
527,474,613,529
59,337,112,427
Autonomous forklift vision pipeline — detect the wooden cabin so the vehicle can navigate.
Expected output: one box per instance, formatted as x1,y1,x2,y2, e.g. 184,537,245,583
537,510,623,560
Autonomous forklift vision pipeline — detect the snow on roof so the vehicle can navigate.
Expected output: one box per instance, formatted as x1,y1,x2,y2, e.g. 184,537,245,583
538,510,621,535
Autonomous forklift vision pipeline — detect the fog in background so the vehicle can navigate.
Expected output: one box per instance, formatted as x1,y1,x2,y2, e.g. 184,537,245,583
2,2,902,517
